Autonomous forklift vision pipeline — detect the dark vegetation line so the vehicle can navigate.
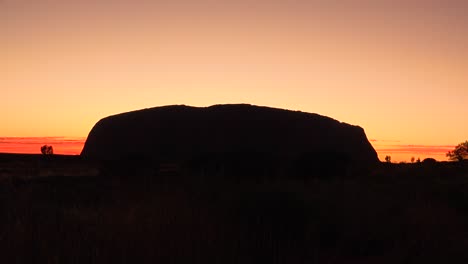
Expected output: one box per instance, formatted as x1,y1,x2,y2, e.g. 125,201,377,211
1,152,467,263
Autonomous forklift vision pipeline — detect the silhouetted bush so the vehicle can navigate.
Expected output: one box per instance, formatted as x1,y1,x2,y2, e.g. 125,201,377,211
384,155,391,163
447,141,468,161
40,145,53,155
423,158,437,164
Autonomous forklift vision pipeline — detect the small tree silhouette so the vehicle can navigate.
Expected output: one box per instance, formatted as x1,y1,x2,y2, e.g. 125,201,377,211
384,155,391,163
40,145,54,155
446,141,468,161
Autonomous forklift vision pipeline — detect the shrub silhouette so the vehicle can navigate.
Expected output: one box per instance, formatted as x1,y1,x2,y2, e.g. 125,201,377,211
446,141,468,161
423,157,437,164
384,155,391,163
40,145,54,155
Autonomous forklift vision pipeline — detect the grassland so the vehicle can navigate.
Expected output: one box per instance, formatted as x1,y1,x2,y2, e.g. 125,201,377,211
1,154,468,263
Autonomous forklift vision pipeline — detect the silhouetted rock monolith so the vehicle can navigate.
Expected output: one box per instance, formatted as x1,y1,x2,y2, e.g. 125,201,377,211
81,105,378,169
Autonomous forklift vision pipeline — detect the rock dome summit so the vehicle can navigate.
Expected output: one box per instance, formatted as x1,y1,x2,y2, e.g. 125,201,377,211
81,104,378,165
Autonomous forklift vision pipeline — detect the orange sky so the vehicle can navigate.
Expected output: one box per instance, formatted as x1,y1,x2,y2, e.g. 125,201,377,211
2,0,467,161
0,137,85,155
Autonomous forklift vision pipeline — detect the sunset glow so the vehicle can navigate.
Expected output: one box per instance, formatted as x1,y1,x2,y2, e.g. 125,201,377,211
0,137,455,163
2,1,467,161
370,141,455,162
0,137,86,155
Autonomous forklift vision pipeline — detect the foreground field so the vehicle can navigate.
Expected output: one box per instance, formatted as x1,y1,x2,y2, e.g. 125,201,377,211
1,154,468,263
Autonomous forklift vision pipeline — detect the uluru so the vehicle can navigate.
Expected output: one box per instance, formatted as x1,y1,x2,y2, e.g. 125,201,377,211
81,104,378,166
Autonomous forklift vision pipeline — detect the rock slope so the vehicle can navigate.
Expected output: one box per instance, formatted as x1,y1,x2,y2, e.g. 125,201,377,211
81,104,378,165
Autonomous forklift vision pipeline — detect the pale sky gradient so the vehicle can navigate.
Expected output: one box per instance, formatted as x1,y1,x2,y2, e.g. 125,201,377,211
2,0,467,161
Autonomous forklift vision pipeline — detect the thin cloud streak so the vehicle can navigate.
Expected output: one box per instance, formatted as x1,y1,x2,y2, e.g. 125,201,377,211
375,144,454,152
372,142,455,161
369,139,401,143
0,137,85,155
